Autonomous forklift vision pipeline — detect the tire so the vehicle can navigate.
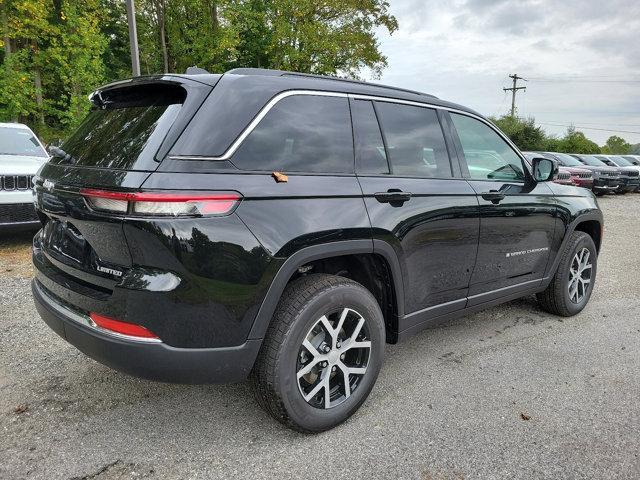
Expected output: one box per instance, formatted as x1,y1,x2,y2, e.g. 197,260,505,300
537,231,597,316
251,273,385,433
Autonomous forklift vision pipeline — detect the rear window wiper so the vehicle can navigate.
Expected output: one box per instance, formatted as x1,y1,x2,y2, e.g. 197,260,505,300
48,145,77,165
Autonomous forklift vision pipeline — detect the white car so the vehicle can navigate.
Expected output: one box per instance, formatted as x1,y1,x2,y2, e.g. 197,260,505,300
0,123,49,231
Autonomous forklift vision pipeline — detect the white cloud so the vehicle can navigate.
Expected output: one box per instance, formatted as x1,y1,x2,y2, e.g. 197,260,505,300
366,0,640,144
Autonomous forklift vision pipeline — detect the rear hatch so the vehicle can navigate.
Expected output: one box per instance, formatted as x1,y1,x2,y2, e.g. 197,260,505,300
33,76,215,291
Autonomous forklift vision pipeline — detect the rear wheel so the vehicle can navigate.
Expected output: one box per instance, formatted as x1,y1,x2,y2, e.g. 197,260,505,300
251,274,385,433
537,231,597,316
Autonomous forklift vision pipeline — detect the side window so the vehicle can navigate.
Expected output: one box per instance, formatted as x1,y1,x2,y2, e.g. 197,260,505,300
351,100,389,174
231,95,353,173
450,113,525,182
375,102,452,178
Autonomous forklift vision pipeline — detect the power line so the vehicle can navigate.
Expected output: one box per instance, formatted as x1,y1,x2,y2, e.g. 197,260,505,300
529,79,640,83
537,122,640,135
538,121,640,128
503,74,526,117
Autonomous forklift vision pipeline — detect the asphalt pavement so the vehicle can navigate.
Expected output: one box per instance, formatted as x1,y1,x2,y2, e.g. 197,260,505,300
1,194,638,479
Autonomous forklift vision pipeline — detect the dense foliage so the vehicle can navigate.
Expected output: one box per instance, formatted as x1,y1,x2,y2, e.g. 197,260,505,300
491,115,634,155
0,0,397,141
1,2,634,154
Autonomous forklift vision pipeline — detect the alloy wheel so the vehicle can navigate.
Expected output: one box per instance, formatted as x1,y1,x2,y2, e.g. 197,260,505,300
296,308,371,409
568,247,592,303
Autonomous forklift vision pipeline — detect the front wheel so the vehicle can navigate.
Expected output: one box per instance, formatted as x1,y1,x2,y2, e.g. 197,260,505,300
251,274,385,433
537,231,597,316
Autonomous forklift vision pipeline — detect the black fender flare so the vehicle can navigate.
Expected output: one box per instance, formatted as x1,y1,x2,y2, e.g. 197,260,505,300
247,239,405,340
544,210,603,281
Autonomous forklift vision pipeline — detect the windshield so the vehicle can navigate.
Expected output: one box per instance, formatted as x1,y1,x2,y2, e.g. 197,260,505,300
608,156,632,166
0,127,47,157
547,152,583,167
622,156,640,165
578,155,607,167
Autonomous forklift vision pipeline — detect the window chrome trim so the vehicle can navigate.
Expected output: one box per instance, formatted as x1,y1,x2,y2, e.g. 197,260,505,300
350,93,527,165
169,90,349,162
168,89,526,166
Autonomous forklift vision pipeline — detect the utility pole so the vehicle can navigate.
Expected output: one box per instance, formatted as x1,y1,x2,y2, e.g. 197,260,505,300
503,74,526,117
125,0,141,76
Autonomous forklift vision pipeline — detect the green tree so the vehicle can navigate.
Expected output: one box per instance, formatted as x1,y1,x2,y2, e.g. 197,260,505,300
490,115,546,151
0,0,106,139
1,0,398,141
556,127,600,154
257,0,398,78
601,135,631,154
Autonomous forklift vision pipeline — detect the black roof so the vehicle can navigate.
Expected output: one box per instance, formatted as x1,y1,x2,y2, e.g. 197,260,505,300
98,68,478,118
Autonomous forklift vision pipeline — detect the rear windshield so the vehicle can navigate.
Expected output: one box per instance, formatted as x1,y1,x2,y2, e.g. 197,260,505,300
0,126,47,157
50,84,186,170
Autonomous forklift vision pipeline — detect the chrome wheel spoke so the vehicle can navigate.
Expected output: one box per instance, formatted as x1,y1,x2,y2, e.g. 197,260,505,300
339,364,351,399
344,339,371,351
345,365,367,375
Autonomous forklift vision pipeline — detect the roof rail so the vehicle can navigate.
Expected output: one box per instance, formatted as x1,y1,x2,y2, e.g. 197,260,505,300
225,68,437,99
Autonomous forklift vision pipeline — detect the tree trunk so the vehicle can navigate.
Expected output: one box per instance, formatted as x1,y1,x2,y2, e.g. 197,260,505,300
157,0,169,73
2,4,10,57
209,0,218,31
34,65,45,127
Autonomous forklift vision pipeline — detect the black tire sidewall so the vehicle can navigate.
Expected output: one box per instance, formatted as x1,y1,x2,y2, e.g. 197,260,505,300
274,282,385,432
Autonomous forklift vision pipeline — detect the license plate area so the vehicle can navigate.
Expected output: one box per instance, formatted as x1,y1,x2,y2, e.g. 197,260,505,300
42,219,91,268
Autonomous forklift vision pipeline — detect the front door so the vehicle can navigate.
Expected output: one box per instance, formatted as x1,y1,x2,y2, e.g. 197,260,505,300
447,112,557,305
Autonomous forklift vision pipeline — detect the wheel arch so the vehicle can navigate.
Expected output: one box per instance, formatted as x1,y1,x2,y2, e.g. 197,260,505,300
546,211,603,280
247,240,405,343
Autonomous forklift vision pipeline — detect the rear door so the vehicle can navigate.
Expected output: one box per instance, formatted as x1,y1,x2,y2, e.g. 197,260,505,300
353,98,479,329
447,111,558,305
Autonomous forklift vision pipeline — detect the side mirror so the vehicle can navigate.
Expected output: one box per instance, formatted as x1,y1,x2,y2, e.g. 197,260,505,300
531,157,558,182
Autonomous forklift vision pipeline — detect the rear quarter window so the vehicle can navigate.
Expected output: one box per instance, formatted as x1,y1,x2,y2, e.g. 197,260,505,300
230,95,354,174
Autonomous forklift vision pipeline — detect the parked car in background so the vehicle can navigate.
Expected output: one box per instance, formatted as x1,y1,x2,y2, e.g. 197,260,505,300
597,155,640,192
570,154,621,195
621,155,640,166
524,152,593,189
591,155,639,193
0,123,48,232
30,69,604,432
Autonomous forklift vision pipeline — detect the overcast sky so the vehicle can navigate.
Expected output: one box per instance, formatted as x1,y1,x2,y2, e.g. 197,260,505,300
365,0,640,145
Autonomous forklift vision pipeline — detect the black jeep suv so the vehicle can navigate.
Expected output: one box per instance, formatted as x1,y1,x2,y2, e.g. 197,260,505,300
31,69,603,432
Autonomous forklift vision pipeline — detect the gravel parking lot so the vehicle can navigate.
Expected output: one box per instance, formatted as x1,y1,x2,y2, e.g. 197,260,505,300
1,194,639,480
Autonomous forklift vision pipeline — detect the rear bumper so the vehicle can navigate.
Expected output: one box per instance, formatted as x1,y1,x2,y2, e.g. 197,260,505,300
32,279,261,383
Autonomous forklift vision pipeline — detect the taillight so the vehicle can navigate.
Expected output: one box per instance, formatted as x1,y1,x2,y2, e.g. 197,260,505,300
80,189,241,216
89,312,160,340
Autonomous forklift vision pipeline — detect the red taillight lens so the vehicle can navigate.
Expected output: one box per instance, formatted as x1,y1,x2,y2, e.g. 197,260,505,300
89,312,160,340
80,189,241,216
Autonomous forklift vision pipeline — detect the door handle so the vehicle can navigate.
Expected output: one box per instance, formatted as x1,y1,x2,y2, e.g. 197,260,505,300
374,190,412,205
481,190,506,204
